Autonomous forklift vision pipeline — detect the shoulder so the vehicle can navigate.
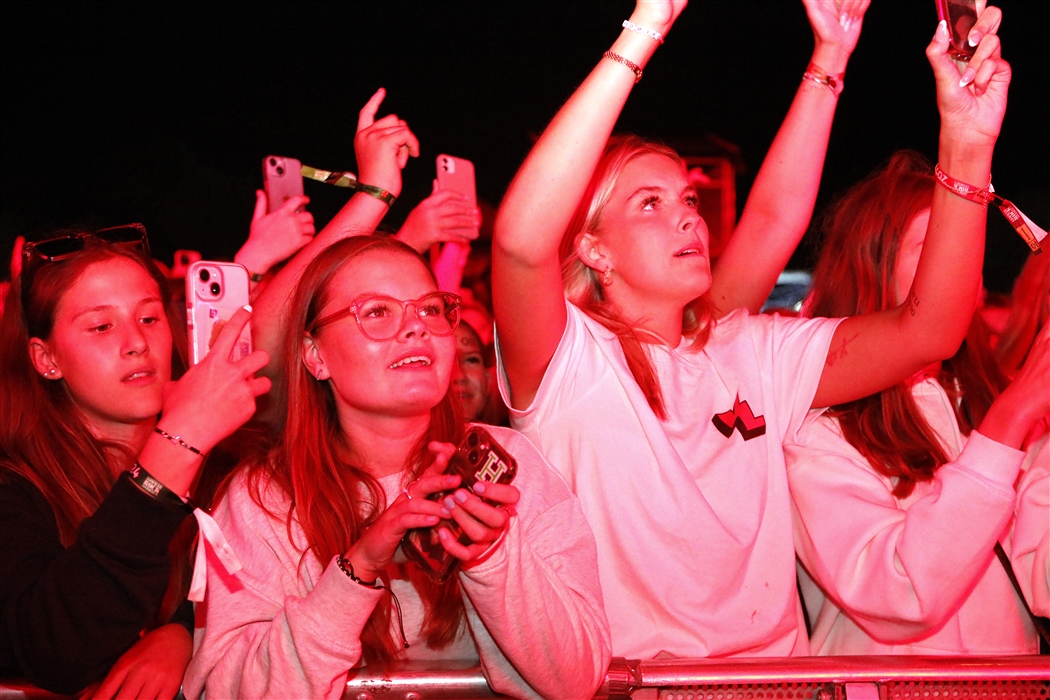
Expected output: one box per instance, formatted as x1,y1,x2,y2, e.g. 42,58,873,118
475,425,575,509
213,464,292,535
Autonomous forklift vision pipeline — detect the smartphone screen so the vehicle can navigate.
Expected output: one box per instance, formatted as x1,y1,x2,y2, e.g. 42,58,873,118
935,0,977,62
186,261,252,364
263,155,304,214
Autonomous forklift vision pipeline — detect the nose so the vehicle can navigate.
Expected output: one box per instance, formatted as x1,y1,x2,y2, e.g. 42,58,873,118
451,357,467,384
398,302,430,340
123,321,149,357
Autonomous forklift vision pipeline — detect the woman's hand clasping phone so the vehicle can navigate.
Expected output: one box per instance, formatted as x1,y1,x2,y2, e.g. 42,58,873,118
345,442,520,582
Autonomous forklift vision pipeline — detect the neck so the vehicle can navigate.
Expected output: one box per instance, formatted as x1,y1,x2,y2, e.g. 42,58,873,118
605,286,685,346
84,415,158,478
338,411,430,478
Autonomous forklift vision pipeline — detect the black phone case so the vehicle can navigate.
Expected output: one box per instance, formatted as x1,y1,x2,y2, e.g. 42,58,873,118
401,426,517,580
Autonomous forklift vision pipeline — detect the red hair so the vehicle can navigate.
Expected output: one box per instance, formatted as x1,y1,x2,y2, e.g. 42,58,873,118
996,251,1050,377
560,135,713,420
243,235,465,668
808,152,1007,497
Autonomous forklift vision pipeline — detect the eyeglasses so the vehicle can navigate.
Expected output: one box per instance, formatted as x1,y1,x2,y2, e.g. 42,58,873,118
20,224,150,306
311,291,462,341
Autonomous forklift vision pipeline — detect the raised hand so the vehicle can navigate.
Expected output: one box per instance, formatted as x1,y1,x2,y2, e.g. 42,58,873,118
156,306,271,458
803,0,870,64
927,6,1010,145
354,88,420,200
235,191,316,278
395,184,480,253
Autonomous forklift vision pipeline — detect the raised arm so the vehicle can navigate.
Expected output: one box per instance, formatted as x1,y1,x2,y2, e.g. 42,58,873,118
492,0,686,409
812,10,1009,408
251,89,419,363
707,0,868,317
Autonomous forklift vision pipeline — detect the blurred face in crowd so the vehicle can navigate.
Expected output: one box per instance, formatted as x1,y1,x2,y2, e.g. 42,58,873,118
305,249,456,427
30,257,172,439
451,323,490,421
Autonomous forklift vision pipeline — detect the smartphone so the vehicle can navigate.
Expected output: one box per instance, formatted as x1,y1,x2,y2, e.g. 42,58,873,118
186,261,252,364
935,0,977,62
436,154,477,208
401,426,518,579
263,155,304,214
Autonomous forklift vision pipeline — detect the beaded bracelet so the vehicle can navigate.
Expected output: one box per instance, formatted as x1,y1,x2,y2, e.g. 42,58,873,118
603,51,643,84
337,555,410,648
128,462,196,514
154,427,203,456
622,19,663,44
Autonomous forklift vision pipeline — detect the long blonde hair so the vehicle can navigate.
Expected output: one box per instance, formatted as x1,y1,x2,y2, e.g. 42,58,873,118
560,135,713,419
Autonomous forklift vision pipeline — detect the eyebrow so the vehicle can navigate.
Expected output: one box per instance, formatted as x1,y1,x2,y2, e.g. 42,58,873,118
70,296,163,322
627,184,698,201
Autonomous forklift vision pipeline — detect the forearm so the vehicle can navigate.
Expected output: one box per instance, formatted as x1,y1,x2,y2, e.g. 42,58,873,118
711,44,849,316
494,14,661,265
460,501,610,699
252,192,389,361
791,431,1020,642
0,476,188,694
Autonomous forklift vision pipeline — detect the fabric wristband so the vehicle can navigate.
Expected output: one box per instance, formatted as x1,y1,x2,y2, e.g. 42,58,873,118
934,164,1046,253
300,164,397,207
128,462,196,514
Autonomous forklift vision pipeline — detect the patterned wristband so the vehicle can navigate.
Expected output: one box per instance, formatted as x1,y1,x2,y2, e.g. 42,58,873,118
128,462,196,514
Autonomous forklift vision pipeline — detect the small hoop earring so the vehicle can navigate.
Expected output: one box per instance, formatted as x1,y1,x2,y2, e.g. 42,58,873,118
601,268,613,287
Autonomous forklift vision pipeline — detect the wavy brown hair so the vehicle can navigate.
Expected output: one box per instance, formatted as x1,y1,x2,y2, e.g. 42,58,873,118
807,152,1008,498
242,235,465,669
560,135,713,420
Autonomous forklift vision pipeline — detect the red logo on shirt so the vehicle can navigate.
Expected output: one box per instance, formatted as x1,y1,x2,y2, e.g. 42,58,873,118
712,394,767,441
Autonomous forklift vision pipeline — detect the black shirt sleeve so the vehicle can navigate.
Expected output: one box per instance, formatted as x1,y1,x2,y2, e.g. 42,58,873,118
0,472,191,694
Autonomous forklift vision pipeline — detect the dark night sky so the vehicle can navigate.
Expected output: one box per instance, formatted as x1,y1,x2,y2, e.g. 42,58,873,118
2,0,1047,291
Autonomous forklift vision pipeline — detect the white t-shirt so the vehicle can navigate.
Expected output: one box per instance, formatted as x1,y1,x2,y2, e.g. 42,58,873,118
787,378,1038,654
498,302,840,658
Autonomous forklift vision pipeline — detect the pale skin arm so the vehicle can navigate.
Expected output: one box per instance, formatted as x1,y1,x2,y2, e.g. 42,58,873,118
493,0,686,410
812,13,1009,408
707,0,869,317
80,624,191,700
251,88,420,363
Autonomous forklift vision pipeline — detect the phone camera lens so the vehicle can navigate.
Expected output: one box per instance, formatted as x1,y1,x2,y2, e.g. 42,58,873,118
210,282,221,296
269,157,277,166
467,433,479,447
276,166,284,176
198,269,210,282
468,449,480,465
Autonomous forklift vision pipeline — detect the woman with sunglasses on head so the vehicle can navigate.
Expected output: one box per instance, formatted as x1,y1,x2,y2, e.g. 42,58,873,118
0,228,270,698
786,152,1049,654
182,236,608,700
491,0,1010,658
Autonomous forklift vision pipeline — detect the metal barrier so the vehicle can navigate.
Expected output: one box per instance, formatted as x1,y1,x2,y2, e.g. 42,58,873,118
3,655,1048,700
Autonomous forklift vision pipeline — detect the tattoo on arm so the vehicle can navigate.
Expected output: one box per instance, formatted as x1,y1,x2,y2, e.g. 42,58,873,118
825,330,860,367
906,290,920,317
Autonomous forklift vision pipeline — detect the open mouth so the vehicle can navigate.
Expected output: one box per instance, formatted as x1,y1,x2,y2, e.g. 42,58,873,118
674,247,703,257
122,369,155,381
389,355,432,369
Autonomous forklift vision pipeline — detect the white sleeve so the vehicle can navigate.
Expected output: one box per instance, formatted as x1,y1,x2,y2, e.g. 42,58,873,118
788,422,1024,643
457,429,611,700
1012,433,1050,616
183,476,383,700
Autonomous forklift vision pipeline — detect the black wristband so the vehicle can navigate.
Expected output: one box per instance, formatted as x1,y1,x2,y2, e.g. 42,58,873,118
128,462,196,515
336,555,378,587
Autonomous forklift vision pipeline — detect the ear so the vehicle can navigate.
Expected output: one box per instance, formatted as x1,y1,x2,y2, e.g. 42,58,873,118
300,333,329,381
575,232,610,275
28,338,63,380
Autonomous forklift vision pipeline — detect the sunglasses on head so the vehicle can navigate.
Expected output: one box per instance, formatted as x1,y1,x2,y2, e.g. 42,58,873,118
20,224,151,310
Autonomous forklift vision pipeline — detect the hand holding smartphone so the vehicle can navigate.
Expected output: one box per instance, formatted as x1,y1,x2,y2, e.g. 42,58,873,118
401,426,518,579
186,261,252,364
935,0,978,62
263,155,304,213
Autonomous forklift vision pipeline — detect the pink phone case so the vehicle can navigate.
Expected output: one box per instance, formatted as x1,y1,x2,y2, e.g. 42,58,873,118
186,261,252,364
263,155,304,213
